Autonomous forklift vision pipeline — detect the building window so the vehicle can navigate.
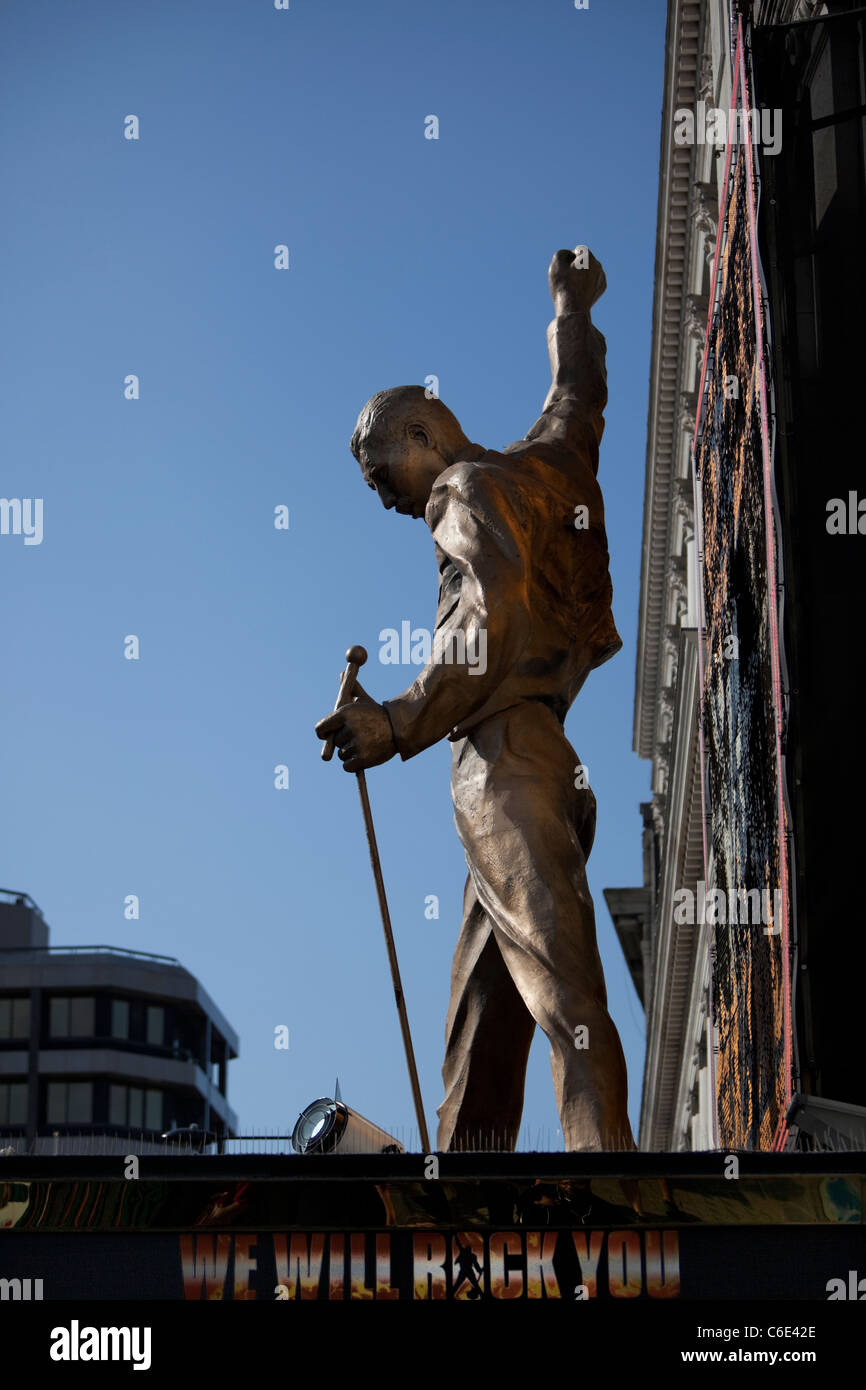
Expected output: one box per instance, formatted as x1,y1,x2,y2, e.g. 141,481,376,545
0,1082,27,1125
0,997,30,1039
146,1005,164,1047
109,1084,126,1126
49,997,95,1038
111,1000,130,1039
107,1084,162,1132
129,1087,143,1127
46,1081,93,1125
145,1089,161,1130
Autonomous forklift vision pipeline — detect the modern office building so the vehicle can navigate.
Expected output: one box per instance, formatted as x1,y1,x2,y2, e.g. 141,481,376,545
0,890,238,1153
608,0,866,1150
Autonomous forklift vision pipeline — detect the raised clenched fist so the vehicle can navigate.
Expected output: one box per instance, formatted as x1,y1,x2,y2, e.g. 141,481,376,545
548,246,607,315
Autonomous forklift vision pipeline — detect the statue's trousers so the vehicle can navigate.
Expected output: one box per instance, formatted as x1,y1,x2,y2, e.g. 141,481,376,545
436,700,635,1152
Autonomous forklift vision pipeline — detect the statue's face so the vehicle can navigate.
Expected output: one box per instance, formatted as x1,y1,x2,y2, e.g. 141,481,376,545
359,425,443,520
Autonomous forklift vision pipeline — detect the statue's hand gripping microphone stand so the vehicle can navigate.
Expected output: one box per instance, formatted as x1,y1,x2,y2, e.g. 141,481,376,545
321,646,431,1153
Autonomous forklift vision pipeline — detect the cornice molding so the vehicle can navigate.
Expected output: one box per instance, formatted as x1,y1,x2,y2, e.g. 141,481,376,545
634,0,705,761
640,629,704,1149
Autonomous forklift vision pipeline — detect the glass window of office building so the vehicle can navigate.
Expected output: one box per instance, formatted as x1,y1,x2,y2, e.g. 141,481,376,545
111,999,130,1039
146,1005,164,1047
108,1085,162,1130
46,1080,93,1124
0,1082,27,1124
49,997,95,1038
0,997,30,1038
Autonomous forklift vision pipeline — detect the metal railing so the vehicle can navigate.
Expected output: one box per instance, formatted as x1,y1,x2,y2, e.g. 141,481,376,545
0,944,180,965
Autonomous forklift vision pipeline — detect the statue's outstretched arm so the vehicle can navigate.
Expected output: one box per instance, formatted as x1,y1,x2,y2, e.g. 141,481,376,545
511,247,608,474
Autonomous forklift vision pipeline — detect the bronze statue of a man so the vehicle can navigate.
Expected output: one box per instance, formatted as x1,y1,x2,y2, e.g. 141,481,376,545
315,248,634,1152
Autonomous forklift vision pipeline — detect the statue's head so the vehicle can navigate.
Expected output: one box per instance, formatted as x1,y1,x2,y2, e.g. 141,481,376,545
350,385,469,519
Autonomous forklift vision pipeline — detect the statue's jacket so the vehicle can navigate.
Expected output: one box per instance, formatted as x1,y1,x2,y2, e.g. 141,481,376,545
383,436,621,762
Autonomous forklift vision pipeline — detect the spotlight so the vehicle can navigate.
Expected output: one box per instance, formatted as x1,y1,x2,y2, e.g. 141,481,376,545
161,1123,215,1153
292,1095,404,1155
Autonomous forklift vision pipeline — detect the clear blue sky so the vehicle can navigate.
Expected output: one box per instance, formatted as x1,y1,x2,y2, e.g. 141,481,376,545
1,0,663,1147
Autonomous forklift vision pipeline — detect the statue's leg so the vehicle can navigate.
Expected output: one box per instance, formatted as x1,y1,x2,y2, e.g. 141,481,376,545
450,703,635,1153
436,871,535,1152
